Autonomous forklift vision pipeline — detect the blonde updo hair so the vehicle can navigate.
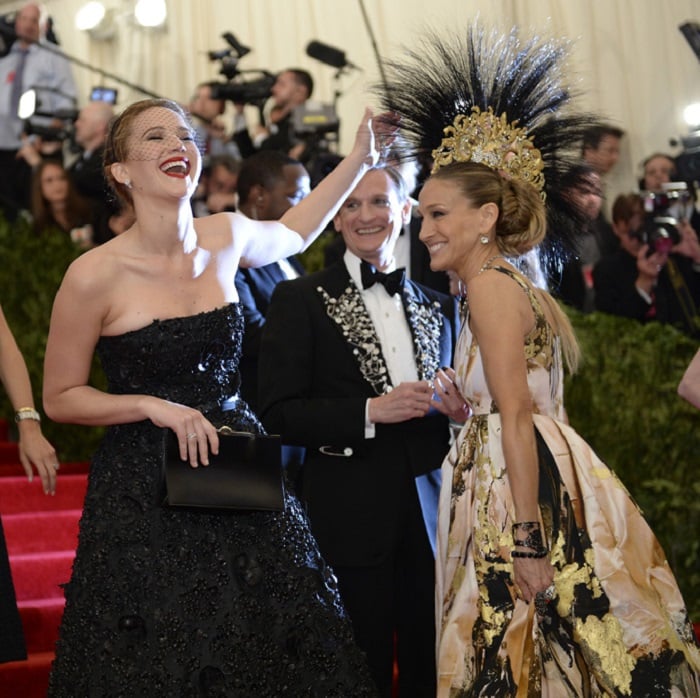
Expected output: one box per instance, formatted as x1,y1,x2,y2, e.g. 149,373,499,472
430,161,580,372
430,161,547,256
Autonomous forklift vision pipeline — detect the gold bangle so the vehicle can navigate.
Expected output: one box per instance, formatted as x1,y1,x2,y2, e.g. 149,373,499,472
15,407,41,423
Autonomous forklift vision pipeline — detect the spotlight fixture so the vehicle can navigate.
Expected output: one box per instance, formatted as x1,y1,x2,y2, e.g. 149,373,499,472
134,0,167,28
75,2,116,40
75,1,105,31
683,103,700,129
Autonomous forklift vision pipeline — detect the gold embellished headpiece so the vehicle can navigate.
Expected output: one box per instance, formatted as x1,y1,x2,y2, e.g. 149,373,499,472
373,24,600,268
431,106,545,193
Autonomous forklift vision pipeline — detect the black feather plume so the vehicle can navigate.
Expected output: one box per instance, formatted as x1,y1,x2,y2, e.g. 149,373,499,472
373,25,601,272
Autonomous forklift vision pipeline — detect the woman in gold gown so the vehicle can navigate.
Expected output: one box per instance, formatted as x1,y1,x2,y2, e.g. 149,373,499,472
378,25,700,697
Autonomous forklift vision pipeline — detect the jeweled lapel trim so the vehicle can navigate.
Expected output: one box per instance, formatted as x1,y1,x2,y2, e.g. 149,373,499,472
317,280,392,396
403,285,444,382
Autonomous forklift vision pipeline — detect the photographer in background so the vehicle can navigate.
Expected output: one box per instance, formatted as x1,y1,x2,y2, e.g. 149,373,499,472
233,68,313,160
18,99,116,245
188,81,241,166
0,2,76,218
593,192,700,337
639,151,700,232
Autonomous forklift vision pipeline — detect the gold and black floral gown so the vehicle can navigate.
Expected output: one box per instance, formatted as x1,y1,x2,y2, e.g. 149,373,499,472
436,265,700,697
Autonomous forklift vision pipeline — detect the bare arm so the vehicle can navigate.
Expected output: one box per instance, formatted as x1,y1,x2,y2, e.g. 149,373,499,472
469,272,554,602
0,304,58,493
237,108,383,268
42,255,218,467
678,349,700,409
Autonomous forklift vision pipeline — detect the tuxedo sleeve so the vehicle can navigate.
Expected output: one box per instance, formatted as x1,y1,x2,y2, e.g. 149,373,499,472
258,279,368,448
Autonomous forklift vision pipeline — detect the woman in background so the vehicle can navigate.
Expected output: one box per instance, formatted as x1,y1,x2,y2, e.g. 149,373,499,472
30,160,94,247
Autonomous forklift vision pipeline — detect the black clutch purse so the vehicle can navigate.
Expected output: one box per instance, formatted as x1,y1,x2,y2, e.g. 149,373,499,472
162,426,285,511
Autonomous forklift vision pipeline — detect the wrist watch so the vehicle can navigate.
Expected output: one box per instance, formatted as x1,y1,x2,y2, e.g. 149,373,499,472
15,407,41,423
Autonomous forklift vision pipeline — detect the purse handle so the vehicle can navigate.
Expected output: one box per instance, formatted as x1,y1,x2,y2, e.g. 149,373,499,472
217,426,255,437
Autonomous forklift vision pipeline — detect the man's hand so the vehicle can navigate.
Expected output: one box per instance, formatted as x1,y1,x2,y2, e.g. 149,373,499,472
636,245,669,293
368,381,433,424
673,219,700,263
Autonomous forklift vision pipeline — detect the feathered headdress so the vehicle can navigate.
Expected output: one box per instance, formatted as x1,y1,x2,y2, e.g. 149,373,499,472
374,24,600,269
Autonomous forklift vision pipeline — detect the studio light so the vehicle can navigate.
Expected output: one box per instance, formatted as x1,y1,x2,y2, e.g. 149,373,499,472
134,0,167,28
75,1,116,41
75,1,106,31
683,102,700,128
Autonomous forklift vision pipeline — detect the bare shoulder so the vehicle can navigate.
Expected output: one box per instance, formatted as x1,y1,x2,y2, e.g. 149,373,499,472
468,266,527,311
60,241,121,297
468,265,534,336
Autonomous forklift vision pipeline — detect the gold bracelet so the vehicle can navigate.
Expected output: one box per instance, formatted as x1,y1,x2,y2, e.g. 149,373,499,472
15,407,41,423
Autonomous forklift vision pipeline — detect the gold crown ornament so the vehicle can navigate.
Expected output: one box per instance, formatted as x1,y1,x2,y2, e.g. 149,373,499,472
431,106,545,196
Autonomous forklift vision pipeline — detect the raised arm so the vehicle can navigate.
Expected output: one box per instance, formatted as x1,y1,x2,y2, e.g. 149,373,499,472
238,109,390,268
0,304,58,494
279,108,379,246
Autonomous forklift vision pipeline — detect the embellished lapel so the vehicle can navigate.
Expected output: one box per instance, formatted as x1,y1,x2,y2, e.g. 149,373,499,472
402,282,445,383
316,270,392,396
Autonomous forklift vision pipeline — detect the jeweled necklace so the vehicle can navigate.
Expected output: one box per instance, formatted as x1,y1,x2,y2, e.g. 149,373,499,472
478,255,505,275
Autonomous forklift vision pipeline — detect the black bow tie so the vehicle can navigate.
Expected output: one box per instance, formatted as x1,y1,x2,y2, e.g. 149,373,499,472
360,260,406,296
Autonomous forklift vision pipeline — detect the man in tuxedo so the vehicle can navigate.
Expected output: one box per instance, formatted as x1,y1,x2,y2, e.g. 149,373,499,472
259,166,458,697
235,150,309,411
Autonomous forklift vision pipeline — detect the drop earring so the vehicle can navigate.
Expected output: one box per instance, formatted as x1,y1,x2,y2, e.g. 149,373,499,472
125,179,132,190
479,234,489,245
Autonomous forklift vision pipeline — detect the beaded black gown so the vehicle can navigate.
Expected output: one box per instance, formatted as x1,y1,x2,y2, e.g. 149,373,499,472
48,303,377,697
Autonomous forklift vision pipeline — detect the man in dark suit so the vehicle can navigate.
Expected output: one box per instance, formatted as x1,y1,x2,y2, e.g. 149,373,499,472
234,150,309,411
68,100,115,244
259,166,458,697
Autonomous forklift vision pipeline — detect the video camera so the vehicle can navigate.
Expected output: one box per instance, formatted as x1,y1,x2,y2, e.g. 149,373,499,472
634,182,692,254
673,130,700,183
207,31,275,107
18,88,78,145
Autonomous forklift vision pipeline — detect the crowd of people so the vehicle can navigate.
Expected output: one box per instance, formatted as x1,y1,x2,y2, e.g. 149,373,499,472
0,2,699,696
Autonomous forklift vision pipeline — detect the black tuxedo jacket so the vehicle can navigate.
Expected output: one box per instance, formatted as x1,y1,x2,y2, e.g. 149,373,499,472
258,261,458,566
235,257,305,410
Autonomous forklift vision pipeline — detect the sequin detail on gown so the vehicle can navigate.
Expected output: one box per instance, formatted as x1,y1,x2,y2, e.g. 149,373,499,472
435,266,700,697
48,304,377,697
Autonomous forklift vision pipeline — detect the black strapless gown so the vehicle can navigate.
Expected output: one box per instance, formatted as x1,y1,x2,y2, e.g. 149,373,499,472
48,304,377,697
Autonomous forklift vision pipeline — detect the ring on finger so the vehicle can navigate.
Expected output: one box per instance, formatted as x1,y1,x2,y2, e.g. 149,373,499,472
186,432,197,440
534,584,556,616
52,462,59,470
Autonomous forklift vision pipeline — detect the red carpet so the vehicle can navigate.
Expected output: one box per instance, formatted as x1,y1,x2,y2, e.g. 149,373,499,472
0,421,88,698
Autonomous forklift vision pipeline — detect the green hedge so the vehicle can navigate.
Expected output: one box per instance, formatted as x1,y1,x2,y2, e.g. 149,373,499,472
0,215,105,462
0,215,697,618
564,309,699,620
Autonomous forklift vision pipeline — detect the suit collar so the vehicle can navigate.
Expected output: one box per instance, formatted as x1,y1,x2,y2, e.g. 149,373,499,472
316,262,445,394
